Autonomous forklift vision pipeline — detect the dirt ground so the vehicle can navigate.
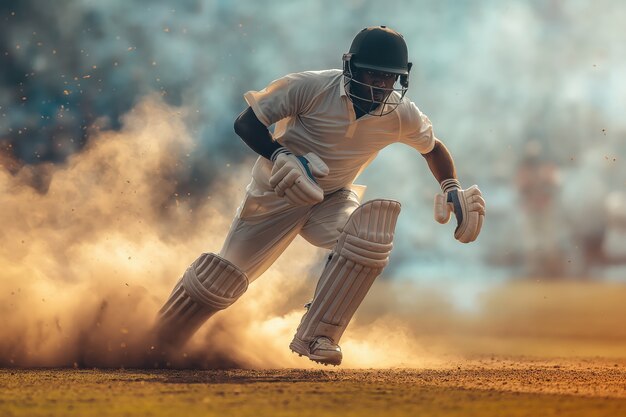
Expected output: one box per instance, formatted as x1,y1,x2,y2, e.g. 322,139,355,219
1,356,625,417
2,281,625,416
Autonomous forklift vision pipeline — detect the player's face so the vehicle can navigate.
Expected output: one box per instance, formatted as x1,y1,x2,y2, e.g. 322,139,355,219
352,69,398,103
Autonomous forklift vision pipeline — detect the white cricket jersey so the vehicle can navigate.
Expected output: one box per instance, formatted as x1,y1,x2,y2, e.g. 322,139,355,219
244,69,436,194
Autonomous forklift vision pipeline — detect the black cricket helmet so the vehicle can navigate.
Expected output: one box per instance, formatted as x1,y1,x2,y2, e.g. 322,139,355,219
343,26,413,116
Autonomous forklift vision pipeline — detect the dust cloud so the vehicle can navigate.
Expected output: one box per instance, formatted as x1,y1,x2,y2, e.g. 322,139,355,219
0,95,269,368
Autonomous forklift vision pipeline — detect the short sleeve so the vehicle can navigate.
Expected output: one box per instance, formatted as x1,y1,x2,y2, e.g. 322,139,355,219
398,101,436,154
243,72,313,127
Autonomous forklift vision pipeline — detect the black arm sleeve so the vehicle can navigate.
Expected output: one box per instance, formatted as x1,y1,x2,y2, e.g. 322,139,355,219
233,107,282,160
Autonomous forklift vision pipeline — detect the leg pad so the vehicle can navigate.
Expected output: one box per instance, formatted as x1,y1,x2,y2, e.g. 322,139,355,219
154,253,248,347
293,199,401,345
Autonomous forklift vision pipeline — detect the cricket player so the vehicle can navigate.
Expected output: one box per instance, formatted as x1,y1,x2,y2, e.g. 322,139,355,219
154,26,486,365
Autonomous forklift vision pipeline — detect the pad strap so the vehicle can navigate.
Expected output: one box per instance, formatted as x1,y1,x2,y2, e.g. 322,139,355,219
338,234,393,268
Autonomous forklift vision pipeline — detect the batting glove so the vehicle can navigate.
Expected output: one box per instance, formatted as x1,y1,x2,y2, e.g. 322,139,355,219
269,147,329,206
434,178,486,243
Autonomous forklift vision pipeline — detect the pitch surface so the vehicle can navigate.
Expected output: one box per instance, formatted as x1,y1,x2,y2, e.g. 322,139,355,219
2,357,625,417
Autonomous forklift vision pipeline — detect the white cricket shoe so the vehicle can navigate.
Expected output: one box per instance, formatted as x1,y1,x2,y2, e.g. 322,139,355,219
289,336,342,366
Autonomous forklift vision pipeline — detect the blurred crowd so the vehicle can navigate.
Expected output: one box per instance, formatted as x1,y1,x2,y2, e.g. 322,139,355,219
510,140,626,279
1,0,624,280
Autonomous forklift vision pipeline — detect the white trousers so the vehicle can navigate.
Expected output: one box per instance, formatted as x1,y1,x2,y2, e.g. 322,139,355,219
219,157,361,282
